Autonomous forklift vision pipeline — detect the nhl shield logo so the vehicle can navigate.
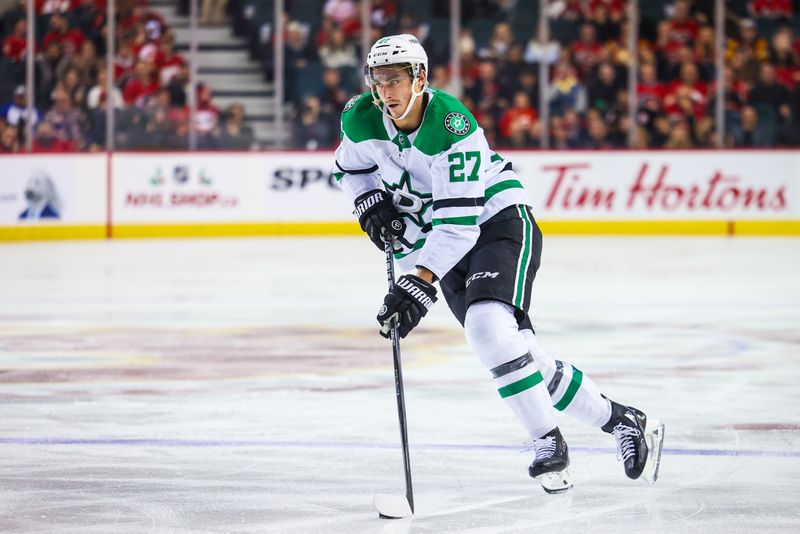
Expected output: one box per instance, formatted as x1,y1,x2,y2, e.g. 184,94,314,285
343,95,360,113
444,112,470,135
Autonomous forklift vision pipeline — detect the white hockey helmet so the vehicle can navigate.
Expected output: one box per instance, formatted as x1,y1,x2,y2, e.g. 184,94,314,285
364,34,429,120
365,34,428,79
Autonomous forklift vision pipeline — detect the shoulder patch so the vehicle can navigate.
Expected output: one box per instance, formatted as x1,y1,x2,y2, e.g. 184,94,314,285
343,94,360,113
444,112,470,136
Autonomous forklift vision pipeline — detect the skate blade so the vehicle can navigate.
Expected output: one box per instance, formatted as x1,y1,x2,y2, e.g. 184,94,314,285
374,494,413,519
641,418,665,485
535,469,573,494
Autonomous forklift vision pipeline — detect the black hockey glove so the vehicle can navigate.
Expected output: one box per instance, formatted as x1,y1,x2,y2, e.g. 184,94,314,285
353,189,406,251
377,274,438,339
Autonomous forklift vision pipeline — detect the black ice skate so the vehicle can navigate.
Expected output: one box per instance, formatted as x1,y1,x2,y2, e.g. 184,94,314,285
602,400,664,484
527,427,573,494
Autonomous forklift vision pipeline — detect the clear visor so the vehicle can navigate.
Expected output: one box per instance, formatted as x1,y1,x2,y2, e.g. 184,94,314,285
364,65,414,89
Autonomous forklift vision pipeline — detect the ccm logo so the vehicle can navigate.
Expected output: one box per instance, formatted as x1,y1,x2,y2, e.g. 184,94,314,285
466,271,499,287
272,169,340,190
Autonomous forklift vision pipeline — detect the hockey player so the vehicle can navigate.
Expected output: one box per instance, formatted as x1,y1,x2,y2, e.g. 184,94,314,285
334,34,663,492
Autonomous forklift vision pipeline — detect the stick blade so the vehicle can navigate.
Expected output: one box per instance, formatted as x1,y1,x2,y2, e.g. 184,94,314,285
374,494,413,519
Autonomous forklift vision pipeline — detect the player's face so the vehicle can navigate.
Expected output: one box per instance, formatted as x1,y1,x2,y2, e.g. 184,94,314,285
371,67,414,118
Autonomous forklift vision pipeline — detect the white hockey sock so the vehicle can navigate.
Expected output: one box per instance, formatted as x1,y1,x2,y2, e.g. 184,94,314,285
465,302,557,439
522,329,612,428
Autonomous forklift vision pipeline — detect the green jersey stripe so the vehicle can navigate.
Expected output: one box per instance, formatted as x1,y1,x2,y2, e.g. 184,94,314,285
498,371,544,398
485,179,523,201
514,206,533,308
432,216,479,226
554,366,584,411
394,238,426,259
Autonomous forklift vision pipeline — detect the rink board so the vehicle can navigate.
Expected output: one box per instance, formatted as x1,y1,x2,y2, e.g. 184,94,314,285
0,150,798,240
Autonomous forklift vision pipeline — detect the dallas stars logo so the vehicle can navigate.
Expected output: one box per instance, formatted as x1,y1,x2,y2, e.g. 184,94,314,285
383,171,431,227
444,112,470,135
343,94,360,113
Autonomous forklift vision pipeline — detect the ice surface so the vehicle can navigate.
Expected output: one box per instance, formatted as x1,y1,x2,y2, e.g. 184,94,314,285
1,236,799,533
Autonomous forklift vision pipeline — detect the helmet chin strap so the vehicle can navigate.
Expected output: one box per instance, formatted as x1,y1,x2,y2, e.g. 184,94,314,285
371,77,427,122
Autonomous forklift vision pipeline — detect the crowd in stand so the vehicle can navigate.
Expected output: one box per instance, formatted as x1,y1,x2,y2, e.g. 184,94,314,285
4,0,800,152
287,0,800,149
0,0,253,152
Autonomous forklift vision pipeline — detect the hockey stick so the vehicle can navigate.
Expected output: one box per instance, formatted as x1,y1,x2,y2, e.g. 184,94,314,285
373,241,415,519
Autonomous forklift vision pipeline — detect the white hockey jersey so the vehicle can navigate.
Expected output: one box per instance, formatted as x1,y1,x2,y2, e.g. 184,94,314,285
334,87,530,280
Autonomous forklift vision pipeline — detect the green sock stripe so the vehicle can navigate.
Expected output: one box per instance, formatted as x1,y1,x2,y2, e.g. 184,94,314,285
553,366,583,411
497,371,543,398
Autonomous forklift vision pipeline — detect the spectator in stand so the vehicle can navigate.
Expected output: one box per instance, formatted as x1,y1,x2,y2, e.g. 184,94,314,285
693,115,714,147
218,103,254,150
749,62,791,114
637,62,667,105
769,26,799,88
32,120,76,152
667,0,699,46
285,20,316,70
589,2,621,42
499,90,537,140
562,108,584,147
61,66,87,109
35,41,68,108
155,35,186,86
726,18,769,84
497,42,526,99
318,67,348,116
430,64,458,95
549,62,586,115
319,27,358,69
291,95,333,150
479,21,515,61
87,67,124,109
587,61,623,114
693,25,716,80
1,124,20,152
523,28,560,65
123,60,159,107
731,105,772,146
653,20,683,80
1,0,25,36
166,63,189,107
2,85,40,132
371,0,396,30
2,18,26,63
42,84,86,149
67,40,99,90
664,115,694,148
664,61,708,116
114,39,137,86
776,103,800,145
580,111,617,148
323,0,359,38
73,0,106,49
570,24,604,79
468,59,506,117
43,13,86,57
193,83,219,148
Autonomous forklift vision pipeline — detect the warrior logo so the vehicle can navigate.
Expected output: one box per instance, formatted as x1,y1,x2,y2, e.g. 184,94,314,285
343,94,360,113
444,112,470,136
391,220,404,232
379,304,388,316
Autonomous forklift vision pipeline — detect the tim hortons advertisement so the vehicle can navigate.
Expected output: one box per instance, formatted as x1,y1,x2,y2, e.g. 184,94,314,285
511,152,799,220
0,154,106,225
112,153,265,223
